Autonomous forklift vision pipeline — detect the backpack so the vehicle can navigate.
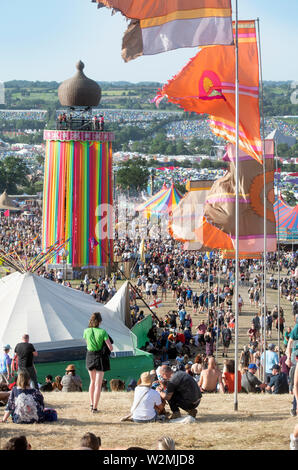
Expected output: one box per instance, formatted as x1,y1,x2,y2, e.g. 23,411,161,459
223,328,232,341
44,408,58,422
14,392,39,423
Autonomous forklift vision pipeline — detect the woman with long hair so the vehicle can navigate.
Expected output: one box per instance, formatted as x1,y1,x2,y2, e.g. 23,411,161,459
83,312,113,413
2,370,45,424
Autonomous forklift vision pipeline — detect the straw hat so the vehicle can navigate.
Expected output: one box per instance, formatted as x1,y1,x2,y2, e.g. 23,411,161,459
65,364,76,372
139,372,153,387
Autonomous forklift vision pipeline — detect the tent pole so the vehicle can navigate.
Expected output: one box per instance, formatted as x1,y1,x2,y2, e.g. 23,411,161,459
234,0,240,412
216,254,221,364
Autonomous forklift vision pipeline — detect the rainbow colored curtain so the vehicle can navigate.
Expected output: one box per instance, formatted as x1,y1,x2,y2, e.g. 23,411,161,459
42,140,113,267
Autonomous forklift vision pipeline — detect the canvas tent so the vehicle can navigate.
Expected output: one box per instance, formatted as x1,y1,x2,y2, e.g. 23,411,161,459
0,273,153,388
266,129,296,148
0,191,21,211
169,180,213,250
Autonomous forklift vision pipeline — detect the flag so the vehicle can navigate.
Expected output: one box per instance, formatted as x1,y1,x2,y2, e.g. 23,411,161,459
157,20,262,163
89,236,99,252
169,180,212,250
149,298,163,309
93,0,233,62
195,140,277,254
4,210,10,217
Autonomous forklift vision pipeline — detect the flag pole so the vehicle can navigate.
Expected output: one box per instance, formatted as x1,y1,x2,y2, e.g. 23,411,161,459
275,145,281,358
257,17,267,382
234,0,240,412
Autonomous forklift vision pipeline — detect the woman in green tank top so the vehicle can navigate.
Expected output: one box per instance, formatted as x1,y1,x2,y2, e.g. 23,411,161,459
83,312,113,413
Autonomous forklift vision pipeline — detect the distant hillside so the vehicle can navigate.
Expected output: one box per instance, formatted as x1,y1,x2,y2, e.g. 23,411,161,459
1,80,298,116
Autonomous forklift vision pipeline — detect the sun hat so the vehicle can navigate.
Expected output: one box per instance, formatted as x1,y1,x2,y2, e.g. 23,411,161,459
65,364,76,371
139,371,154,387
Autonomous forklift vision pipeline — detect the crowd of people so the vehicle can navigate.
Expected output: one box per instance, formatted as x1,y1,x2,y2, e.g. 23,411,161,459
0,210,42,260
0,110,47,121
0,216,297,450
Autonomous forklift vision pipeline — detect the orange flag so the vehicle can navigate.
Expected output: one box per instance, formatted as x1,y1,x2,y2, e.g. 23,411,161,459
157,20,262,163
93,0,233,61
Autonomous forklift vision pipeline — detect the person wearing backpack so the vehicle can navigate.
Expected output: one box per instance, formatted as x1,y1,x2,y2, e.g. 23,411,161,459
222,324,232,357
2,370,45,424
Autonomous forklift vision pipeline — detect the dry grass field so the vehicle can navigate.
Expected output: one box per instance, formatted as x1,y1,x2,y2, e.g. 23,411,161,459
0,266,296,451
0,391,295,450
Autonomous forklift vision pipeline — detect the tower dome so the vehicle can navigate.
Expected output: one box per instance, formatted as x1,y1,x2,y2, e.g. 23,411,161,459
58,61,101,107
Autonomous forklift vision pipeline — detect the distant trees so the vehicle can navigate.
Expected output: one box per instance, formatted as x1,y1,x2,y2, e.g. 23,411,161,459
116,158,149,194
0,156,29,194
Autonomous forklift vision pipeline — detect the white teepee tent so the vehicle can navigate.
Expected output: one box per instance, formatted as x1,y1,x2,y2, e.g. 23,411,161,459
0,272,136,356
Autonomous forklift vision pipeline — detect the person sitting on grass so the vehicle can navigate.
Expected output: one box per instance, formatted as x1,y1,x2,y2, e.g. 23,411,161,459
2,435,31,450
2,370,45,424
39,375,53,392
76,432,101,450
266,364,289,394
130,372,163,423
52,376,63,392
241,364,266,393
61,365,82,392
198,356,225,393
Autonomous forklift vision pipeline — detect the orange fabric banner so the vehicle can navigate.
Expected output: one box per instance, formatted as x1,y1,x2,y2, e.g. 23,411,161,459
94,1,233,61
158,20,262,163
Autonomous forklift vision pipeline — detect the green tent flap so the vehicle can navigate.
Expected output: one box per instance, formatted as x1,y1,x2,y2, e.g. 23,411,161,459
35,349,154,391
131,315,153,349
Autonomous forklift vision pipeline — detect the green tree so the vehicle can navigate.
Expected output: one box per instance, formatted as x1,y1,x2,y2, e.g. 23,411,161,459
0,156,29,194
116,158,149,194
277,143,291,158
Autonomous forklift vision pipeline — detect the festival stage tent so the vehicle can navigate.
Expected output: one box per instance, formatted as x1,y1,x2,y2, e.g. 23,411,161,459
136,183,183,218
0,273,153,389
274,197,298,240
266,129,296,148
169,180,213,250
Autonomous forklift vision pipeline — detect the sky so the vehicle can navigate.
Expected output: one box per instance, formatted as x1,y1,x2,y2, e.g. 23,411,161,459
0,1,297,84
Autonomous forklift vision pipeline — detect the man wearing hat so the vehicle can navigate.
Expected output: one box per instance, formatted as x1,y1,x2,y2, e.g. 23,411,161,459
61,364,82,392
241,364,266,393
261,343,279,383
0,345,12,383
266,364,289,394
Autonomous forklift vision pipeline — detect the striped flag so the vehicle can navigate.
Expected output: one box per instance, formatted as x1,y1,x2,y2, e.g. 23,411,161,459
93,1,233,61
156,20,262,163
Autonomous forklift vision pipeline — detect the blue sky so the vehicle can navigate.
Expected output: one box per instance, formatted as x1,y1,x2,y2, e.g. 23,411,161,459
0,0,297,83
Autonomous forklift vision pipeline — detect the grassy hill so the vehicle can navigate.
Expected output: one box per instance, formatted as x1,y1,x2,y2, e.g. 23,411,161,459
1,80,298,115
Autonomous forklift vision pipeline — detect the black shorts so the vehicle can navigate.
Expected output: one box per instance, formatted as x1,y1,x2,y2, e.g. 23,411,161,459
86,350,104,372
